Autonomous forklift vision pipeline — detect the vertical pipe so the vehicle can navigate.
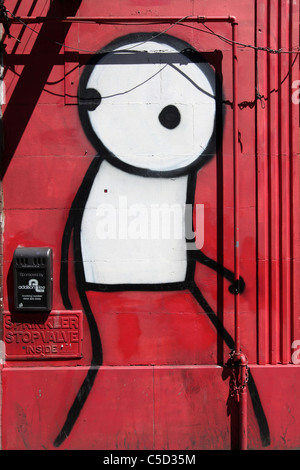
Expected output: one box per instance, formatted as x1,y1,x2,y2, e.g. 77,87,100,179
256,0,270,365
0,20,3,452
232,20,240,355
267,0,280,365
232,20,247,451
239,388,247,449
279,0,291,364
289,0,299,360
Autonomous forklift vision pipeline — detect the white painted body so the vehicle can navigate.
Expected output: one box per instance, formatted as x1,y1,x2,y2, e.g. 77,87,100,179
81,160,188,285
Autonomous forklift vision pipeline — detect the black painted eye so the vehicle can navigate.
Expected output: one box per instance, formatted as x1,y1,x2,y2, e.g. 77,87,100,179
158,105,181,130
79,88,102,111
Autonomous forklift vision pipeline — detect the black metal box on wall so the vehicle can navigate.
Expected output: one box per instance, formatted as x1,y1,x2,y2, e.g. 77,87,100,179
13,247,53,312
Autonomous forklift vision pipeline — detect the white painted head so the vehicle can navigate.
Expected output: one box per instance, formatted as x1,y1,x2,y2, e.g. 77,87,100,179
79,33,218,176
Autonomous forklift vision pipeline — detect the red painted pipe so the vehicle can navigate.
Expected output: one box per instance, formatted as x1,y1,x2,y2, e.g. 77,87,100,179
2,15,238,24
232,351,248,450
232,20,240,355
232,20,247,451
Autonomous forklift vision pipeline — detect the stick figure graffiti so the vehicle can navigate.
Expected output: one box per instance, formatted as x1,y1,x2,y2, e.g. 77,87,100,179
54,33,270,448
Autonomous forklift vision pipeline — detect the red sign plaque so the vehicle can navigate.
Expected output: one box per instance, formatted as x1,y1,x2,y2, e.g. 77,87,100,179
4,311,83,360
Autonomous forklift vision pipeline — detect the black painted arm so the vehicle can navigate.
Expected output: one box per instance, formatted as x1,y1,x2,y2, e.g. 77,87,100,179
193,250,245,294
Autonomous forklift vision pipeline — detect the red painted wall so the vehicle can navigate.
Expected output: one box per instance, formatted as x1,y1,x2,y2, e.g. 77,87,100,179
0,0,299,450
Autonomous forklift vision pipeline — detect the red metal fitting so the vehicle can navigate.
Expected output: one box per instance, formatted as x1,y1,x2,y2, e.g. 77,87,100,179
229,350,248,449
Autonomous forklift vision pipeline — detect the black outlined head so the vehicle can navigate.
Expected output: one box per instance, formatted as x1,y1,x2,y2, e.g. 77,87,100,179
78,33,222,177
